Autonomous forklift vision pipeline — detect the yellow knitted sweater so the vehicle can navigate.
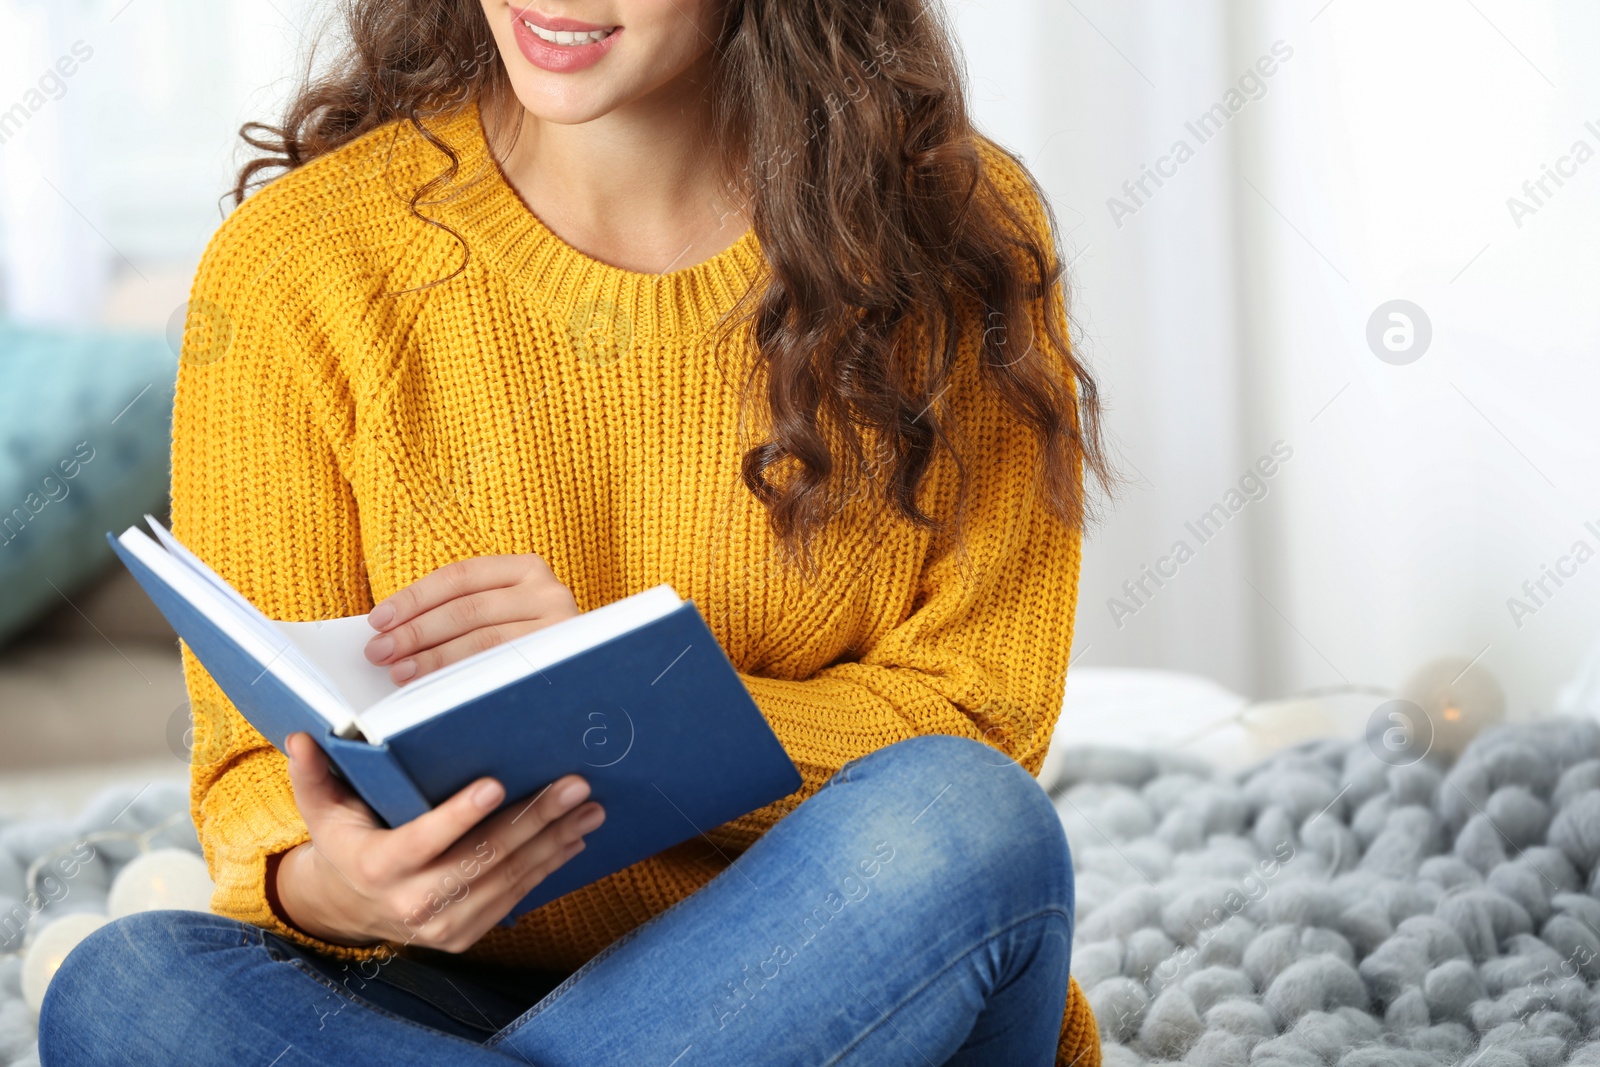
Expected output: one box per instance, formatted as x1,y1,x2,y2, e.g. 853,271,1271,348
171,98,1098,1065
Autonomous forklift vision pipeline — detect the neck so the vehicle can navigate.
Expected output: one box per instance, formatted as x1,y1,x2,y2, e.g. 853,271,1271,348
482,72,749,275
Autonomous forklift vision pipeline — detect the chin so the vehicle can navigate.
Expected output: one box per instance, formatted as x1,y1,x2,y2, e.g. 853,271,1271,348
504,77,632,125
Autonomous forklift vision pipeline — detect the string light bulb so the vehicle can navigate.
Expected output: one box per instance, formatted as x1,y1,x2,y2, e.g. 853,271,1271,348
107,848,214,918
20,913,106,1014
11,811,213,1015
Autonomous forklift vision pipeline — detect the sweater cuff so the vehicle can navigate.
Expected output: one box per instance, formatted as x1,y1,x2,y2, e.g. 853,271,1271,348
1056,975,1102,1066
209,833,392,963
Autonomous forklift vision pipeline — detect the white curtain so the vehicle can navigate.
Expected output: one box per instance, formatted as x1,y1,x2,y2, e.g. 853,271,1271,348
956,0,1600,713
0,1,111,322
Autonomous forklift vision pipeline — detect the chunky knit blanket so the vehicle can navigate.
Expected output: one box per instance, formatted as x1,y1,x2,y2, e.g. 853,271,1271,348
1055,716,1600,1066
0,779,197,1066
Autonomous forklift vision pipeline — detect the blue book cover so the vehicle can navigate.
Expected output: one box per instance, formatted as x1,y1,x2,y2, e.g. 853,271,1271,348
107,525,802,919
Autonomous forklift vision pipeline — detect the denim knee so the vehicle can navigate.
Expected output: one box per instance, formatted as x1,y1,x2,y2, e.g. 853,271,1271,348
833,734,1074,918
39,910,249,1062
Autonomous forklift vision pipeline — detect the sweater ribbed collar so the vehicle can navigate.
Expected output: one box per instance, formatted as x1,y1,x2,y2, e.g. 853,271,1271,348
419,97,765,340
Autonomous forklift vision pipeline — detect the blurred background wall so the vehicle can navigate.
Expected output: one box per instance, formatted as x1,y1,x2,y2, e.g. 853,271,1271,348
1,0,1596,727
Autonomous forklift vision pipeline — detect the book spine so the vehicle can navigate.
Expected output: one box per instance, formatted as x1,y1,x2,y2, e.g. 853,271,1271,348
321,732,432,828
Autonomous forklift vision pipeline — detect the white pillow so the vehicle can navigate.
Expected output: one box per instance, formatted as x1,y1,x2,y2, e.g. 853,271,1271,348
1557,635,1600,717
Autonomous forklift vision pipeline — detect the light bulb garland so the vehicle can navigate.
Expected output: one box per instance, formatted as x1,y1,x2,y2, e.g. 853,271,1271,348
12,811,214,1014
19,810,188,914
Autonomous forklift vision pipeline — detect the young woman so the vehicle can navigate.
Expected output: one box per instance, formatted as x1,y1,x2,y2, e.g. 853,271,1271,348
41,0,1109,1063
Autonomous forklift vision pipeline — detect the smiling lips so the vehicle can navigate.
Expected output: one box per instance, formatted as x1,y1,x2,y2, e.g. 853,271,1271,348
525,22,614,46
510,8,621,73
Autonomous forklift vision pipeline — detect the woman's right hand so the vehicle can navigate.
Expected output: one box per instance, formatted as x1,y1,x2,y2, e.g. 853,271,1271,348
272,731,605,952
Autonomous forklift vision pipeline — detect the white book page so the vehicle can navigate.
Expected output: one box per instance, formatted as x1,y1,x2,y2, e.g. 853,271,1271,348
145,515,387,720
273,616,400,713
132,517,684,746
355,584,683,744
116,527,357,735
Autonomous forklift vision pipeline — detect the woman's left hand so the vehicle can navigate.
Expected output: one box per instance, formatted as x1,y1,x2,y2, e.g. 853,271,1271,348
364,554,579,684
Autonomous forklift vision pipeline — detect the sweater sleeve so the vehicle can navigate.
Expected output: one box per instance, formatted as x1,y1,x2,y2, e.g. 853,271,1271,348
170,241,380,960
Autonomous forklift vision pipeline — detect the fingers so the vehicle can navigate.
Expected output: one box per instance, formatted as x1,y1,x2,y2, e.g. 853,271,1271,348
497,803,603,903
470,794,604,920
365,586,516,666
380,783,601,953
388,774,509,867
401,834,587,955
433,775,592,873
385,618,550,684
369,555,553,635
439,798,601,910
285,732,360,828
493,832,589,916
421,802,602,952
279,746,605,951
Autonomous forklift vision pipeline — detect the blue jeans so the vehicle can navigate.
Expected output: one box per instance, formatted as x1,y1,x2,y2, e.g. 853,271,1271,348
40,735,1074,1066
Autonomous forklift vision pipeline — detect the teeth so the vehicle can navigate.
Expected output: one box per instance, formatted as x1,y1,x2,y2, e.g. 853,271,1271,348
523,20,613,45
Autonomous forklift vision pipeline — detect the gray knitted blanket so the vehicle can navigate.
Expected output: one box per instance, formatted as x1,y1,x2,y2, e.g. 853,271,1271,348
0,779,197,1066
11,718,1600,1066
1055,716,1600,1066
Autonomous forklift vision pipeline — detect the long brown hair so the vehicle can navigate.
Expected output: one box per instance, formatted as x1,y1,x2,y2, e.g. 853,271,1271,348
233,0,1111,560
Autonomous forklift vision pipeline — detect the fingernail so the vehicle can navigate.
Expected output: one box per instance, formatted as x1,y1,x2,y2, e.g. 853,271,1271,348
556,780,588,808
369,603,395,629
392,659,417,682
366,635,395,662
472,781,504,809
575,806,604,834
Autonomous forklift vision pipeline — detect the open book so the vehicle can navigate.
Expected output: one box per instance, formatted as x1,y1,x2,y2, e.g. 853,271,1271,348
108,516,801,918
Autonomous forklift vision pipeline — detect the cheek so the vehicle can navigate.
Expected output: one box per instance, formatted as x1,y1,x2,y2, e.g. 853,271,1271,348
478,3,518,63
629,0,716,28
623,0,720,66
